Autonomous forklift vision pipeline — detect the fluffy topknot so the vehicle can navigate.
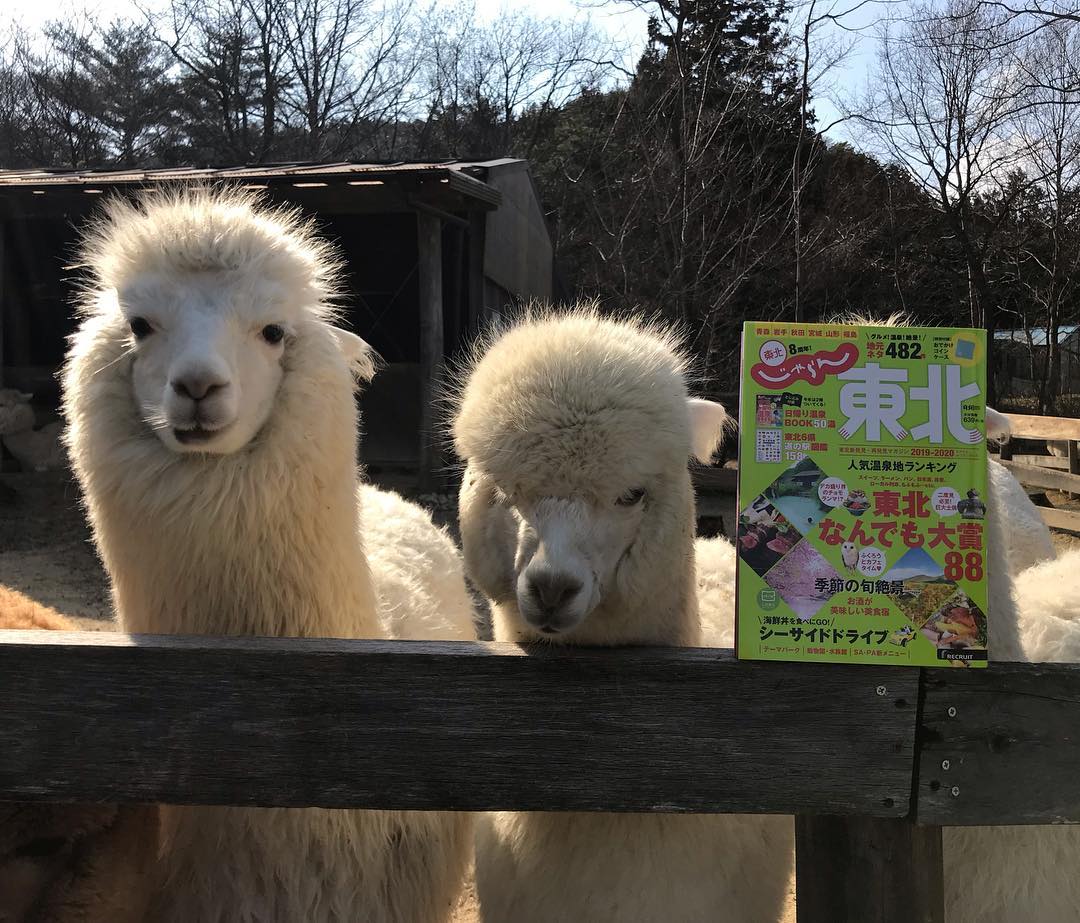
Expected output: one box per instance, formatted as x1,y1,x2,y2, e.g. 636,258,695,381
451,305,695,493
75,184,344,318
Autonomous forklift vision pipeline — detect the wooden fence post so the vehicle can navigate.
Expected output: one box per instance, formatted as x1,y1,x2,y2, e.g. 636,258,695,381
416,210,444,491
795,815,944,923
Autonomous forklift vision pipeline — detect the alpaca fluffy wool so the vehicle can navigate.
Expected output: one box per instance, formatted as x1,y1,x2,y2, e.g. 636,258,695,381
454,309,792,923
360,483,477,641
694,535,738,648
0,389,35,435
0,585,160,923
62,186,471,923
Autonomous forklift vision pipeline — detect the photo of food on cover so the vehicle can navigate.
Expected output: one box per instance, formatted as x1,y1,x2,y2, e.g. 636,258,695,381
737,497,800,576
921,591,988,650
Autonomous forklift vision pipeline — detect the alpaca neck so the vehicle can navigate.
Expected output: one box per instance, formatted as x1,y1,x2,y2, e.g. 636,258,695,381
97,439,378,640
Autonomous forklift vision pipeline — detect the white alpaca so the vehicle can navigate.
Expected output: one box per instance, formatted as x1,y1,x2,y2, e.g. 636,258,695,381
452,309,792,923
62,187,473,923
0,389,65,472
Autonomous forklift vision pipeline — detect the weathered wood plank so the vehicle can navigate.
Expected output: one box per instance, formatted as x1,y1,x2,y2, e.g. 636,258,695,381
1068,441,1079,499
916,662,1080,825
1038,506,1080,533
1009,454,1069,469
999,461,1080,494
795,816,943,923
0,632,919,815
416,211,444,490
0,219,5,387
1002,412,1080,442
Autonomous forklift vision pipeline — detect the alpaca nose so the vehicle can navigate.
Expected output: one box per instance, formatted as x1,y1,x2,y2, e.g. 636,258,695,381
170,372,228,402
528,570,584,615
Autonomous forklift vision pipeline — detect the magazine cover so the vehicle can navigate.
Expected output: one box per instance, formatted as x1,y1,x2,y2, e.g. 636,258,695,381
735,322,989,668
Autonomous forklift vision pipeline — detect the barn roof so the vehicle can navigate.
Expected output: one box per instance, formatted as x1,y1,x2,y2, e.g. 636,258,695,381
994,326,1078,347
0,159,521,208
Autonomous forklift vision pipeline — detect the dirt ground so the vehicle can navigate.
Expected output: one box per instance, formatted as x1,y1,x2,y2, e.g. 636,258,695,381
0,472,112,627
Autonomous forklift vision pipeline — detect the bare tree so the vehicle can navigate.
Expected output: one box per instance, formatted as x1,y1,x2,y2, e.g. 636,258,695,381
414,5,609,158
1006,20,1080,408
862,0,1026,379
23,19,106,168
152,0,263,162
280,0,419,159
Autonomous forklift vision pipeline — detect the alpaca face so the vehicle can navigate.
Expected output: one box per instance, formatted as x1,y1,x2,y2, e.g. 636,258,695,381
118,271,295,455
462,396,730,639
508,490,649,635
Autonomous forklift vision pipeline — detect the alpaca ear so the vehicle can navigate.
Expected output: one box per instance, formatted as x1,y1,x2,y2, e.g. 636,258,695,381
332,328,381,382
986,407,1011,443
458,465,518,604
688,398,732,463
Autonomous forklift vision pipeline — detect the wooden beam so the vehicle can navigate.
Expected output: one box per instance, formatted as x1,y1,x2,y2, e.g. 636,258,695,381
1008,455,1069,469
0,632,918,814
1037,506,1080,533
1002,412,1080,442
468,211,486,329
795,816,943,923
0,218,5,387
416,211,444,491
1068,441,1079,499
916,661,1080,825
999,460,1080,495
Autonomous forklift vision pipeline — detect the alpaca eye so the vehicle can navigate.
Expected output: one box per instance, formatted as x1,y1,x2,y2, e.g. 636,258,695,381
261,324,285,345
616,488,646,507
129,317,153,340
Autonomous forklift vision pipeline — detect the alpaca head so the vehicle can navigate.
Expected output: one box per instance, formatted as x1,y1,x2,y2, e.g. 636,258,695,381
0,389,34,437
69,185,374,457
453,309,730,640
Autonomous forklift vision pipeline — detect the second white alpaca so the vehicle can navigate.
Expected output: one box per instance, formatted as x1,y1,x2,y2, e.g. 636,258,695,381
62,187,473,922
0,388,65,472
453,308,792,923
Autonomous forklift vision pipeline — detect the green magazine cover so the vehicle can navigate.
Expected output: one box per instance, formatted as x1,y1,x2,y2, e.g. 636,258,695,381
735,322,989,668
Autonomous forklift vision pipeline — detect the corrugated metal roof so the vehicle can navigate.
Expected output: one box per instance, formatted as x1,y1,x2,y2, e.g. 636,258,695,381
995,326,1078,346
0,159,514,206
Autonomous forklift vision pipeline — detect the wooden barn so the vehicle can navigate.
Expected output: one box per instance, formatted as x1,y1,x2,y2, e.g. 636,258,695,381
0,159,554,486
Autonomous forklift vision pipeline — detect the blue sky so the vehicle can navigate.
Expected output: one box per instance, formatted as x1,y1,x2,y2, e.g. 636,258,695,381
5,0,893,141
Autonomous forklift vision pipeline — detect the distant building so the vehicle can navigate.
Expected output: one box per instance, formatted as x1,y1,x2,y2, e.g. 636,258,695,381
0,159,554,485
994,326,1080,395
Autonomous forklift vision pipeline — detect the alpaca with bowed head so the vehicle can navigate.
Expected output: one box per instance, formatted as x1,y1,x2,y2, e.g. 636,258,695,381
62,185,473,922
452,308,792,923
0,585,160,923
0,389,65,473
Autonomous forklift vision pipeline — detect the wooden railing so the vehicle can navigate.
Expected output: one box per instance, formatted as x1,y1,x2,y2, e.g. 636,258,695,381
996,412,1080,531
1,631,1078,923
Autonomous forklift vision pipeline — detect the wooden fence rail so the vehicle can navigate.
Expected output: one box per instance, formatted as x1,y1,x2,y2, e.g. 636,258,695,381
999,411,1080,531
1,632,1078,922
